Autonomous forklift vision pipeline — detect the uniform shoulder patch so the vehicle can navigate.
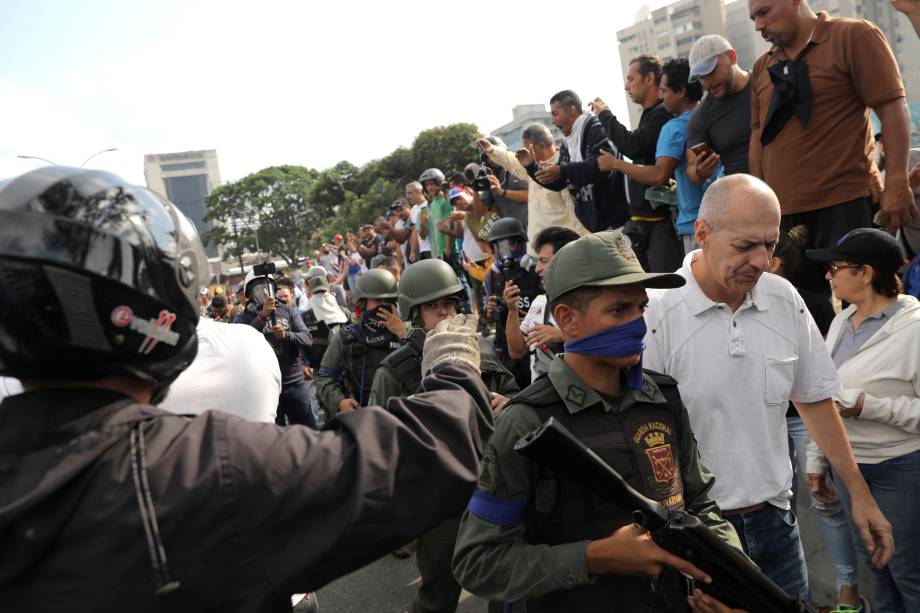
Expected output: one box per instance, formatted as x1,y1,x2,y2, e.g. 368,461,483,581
479,444,501,494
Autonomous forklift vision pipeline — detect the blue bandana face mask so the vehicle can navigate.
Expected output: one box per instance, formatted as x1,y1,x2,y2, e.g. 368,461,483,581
562,317,647,390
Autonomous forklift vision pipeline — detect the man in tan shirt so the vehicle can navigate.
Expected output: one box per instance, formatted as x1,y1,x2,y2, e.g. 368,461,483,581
748,0,917,295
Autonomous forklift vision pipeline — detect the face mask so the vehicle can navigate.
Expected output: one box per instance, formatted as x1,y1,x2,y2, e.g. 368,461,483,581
563,317,647,390
493,238,522,272
249,281,273,306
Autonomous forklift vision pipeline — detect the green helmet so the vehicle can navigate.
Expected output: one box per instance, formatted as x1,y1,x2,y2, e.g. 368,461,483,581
354,268,399,301
398,259,465,318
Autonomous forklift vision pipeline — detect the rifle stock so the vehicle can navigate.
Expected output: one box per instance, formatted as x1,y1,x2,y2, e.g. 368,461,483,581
514,418,812,613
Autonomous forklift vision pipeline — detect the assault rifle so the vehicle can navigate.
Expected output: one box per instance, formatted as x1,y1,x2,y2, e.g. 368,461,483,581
514,418,812,613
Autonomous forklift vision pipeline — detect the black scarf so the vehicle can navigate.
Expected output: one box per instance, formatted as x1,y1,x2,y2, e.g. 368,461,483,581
359,306,395,348
761,43,815,146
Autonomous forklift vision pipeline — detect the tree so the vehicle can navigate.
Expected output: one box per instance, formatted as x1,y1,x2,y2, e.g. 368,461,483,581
202,165,325,268
409,123,482,182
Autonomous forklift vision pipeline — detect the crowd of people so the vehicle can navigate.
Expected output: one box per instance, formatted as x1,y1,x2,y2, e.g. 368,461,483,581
3,1,920,612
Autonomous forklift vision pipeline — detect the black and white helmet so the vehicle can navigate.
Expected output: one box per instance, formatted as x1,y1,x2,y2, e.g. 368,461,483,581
0,167,209,392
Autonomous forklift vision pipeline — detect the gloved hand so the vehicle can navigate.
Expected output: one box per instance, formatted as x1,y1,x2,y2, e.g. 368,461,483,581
421,314,481,375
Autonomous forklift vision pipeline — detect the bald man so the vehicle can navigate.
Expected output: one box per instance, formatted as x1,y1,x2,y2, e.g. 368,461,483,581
643,174,892,602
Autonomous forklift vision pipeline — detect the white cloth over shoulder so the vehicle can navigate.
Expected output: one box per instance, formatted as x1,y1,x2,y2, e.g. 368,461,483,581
159,318,281,423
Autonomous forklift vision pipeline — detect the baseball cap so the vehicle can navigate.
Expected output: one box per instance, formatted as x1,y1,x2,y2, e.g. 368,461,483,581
544,230,685,302
390,198,409,209
448,187,465,202
805,228,905,273
688,35,733,82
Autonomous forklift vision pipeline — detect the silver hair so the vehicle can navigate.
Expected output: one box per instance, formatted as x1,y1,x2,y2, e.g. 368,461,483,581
406,181,423,192
697,173,778,231
521,123,554,147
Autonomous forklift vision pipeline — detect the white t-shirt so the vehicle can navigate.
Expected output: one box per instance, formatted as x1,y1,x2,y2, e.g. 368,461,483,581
462,219,486,262
159,318,281,423
410,203,431,253
643,250,840,511
395,217,411,263
319,252,340,274
519,294,557,381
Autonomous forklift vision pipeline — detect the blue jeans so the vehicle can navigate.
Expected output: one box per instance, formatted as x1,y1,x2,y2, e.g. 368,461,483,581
787,415,859,592
277,380,317,428
725,504,810,602
834,449,920,613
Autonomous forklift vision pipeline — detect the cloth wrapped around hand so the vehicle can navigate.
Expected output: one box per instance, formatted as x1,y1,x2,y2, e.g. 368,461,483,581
421,314,481,375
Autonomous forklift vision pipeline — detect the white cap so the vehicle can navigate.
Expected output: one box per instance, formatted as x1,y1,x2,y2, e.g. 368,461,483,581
688,35,733,82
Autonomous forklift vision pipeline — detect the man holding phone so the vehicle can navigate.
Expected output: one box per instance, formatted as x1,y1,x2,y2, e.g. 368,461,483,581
684,35,752,183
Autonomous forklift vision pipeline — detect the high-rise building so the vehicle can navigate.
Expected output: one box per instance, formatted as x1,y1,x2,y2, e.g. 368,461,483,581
725,0,770,70
144,150,222,258
490,104,562,151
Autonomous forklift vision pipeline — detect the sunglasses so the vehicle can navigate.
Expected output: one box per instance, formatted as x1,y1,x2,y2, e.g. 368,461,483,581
827,263,863,277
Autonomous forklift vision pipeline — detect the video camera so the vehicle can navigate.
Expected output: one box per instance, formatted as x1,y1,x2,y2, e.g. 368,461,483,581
252,261,277,325
464,162,497,207
253,261,276,277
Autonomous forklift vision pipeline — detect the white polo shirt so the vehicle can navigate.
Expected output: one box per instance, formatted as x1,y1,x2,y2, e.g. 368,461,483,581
644,251,839,511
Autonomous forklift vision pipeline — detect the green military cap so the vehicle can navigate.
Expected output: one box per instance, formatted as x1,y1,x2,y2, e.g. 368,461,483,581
544,230,685,302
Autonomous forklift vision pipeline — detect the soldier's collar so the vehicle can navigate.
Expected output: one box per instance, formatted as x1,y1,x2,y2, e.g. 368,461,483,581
548,358,666,414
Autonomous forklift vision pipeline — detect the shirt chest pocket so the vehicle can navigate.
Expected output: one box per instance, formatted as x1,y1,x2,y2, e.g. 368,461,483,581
764,355,798,405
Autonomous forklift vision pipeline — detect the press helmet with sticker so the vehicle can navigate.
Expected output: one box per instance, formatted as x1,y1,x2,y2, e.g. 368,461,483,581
0,166,209,393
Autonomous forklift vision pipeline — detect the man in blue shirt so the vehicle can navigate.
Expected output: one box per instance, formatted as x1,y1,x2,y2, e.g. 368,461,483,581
598,58,715,256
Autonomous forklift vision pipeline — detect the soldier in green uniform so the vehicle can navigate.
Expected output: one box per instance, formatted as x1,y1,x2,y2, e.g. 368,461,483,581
315,269,406,418
452,230,743,613
368,258,519,613
368,259,519,408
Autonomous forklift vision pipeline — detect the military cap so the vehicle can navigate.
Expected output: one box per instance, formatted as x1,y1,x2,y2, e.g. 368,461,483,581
544,230,685,302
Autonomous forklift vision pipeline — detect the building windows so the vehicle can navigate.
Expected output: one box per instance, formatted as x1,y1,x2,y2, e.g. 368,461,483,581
670,6,701,21
676,34,698,47
160,161,207,172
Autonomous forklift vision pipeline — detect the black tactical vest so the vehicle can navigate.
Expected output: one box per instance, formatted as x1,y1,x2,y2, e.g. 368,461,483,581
379,330,514,398
510,372,690,613
301,309,336,367
340,325,400,406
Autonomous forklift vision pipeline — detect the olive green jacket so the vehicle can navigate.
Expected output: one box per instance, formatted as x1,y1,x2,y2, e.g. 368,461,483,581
452,356,741,603
367,337,519,409
314,331,352,419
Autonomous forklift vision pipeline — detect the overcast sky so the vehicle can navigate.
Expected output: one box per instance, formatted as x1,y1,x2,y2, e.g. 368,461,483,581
1,0,682,186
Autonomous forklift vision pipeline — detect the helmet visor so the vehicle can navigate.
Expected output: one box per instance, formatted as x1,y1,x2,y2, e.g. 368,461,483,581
249,280,274,305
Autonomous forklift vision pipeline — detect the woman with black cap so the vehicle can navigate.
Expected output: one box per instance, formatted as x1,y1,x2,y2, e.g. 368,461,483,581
805,228,920,612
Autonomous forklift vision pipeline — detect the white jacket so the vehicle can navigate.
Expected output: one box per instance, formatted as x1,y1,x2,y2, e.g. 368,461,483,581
807,295,920,473
487,146,589,252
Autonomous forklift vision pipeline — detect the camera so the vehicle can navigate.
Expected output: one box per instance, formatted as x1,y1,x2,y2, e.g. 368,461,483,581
253,261,276,277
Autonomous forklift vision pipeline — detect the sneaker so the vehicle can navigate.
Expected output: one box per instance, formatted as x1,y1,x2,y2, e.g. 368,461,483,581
831,595,870,613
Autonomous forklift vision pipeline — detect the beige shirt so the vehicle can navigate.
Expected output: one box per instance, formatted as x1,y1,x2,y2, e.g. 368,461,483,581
487,147,589,253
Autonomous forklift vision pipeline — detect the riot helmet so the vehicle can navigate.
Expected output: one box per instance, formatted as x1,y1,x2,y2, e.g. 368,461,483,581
0,166,208,391
353,268,398,302
489,217,527,272
243,268,276,307
397,259,465,320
